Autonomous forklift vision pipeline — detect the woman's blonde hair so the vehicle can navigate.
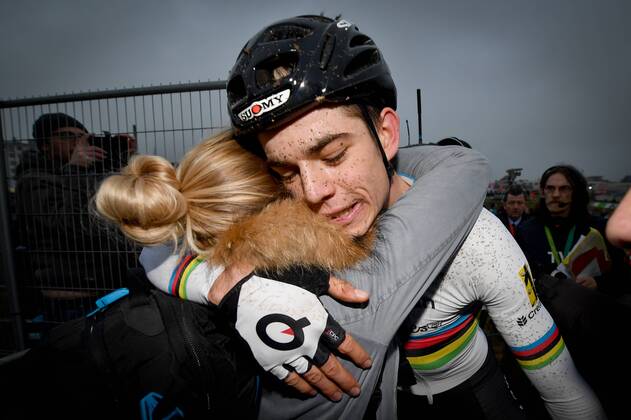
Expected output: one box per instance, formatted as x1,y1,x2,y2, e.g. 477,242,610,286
95,130,279,257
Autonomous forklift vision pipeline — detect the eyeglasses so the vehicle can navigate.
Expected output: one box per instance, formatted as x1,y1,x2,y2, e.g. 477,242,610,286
53,131,87,140
543,185,572,194
52,131,88,141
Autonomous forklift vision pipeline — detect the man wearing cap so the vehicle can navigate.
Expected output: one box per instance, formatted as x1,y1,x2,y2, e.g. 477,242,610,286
15,113,136,322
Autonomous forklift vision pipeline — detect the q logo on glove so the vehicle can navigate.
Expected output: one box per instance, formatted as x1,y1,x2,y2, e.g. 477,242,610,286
256,314,311,351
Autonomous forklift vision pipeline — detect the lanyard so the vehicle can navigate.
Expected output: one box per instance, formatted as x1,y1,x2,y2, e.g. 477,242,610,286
544,225,576,266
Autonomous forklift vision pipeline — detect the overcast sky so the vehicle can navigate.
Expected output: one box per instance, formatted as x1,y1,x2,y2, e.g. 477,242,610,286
1,0,629,181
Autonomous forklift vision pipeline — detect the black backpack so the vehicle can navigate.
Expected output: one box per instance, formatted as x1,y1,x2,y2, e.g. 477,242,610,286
2,268,260,419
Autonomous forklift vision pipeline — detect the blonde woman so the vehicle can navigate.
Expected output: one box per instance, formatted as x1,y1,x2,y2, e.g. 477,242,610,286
95,130,376,400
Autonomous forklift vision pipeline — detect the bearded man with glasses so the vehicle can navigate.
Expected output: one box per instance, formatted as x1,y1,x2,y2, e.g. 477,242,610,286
517,164,630,293
515,166,631,419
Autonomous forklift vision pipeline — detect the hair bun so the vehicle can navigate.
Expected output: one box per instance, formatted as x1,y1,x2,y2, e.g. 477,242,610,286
95,155,188,245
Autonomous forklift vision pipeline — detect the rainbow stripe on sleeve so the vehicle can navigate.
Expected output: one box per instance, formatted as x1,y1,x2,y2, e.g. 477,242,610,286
167,254,203,300
405,310,481,371
510,324,565,370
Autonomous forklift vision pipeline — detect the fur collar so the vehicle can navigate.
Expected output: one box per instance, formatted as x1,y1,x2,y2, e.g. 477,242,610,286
211,199,373,271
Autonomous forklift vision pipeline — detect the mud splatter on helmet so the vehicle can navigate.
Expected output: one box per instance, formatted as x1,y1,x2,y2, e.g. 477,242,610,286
227,15,396,137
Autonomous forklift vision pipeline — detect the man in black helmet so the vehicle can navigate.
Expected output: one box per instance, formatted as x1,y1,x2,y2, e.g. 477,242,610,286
122,15,486,419
195,15,489,419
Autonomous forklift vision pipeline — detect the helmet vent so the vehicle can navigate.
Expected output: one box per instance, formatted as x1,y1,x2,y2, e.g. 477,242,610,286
260,24,312,43
227,75,246,104
349,34,374,48
344,48,381,78
255,52,298,88
319,33,336,70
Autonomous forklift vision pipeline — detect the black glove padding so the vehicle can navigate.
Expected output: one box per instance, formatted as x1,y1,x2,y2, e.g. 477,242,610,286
256,266,331,295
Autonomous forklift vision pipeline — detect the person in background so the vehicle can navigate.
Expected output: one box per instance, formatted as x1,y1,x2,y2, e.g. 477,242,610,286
498,185,530,237
516,165,631,419
517,164,630,294
15,112,137,324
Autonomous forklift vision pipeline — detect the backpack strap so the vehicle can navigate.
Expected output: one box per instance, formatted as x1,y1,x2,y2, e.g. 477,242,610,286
151,291,215,416
84,309,122,407
84,285,160,410
151,291,196,367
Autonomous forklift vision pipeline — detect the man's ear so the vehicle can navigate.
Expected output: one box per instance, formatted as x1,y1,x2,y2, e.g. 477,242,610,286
377,107,400,161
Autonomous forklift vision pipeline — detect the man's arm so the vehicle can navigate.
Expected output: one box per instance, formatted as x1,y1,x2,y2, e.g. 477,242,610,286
324,145,490,340
140,243,372,401
475,213,606,419
260,145,490,419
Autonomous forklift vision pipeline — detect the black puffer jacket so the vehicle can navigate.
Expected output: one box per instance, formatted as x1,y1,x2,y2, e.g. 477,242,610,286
15,150,136,300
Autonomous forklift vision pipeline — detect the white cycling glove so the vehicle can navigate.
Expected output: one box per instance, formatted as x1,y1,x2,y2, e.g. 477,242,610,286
218,267,347,380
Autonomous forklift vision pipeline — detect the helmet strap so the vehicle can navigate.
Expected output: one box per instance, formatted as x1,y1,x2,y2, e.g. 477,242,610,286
359,104,395,180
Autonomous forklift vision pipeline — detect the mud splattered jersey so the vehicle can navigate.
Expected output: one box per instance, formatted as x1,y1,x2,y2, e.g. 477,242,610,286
402,209,605,420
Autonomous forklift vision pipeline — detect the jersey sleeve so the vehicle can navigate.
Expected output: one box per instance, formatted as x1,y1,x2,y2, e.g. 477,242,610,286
260,145,491,420
139,245,222,304
471,211,606,420
323,145,490,343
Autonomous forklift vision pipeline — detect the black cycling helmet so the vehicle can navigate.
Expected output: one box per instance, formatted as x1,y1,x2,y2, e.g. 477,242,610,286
227,15,397,137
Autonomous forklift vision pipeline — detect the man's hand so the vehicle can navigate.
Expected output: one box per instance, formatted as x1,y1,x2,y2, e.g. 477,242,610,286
576,275,598,289
115,133,137,155
211,267,371,401
328,275,370,303
279,274,371,400
68,137,106,167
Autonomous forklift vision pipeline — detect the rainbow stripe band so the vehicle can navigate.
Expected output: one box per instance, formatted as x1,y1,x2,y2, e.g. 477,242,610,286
167,255,202,300
511,324,566,370
405,309,481,371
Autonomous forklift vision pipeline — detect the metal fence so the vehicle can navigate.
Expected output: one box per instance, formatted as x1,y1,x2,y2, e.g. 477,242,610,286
0,81,228,354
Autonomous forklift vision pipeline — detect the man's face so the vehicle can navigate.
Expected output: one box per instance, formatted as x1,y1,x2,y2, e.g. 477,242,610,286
45,127,88,163
543,172,573,218
504,193,527,220
258,106,392,237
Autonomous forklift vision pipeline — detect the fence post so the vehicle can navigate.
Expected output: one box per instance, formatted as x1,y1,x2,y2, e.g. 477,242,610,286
0,113,25,351
416,88,423,144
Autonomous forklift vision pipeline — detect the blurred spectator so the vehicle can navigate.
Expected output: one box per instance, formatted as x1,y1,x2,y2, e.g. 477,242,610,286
497,185,530,237
14,113,138,323
518,164,630,295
